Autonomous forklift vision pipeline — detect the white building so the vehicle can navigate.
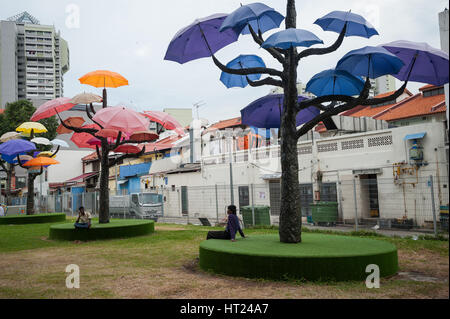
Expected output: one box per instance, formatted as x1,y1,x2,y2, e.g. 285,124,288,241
142,121,448,228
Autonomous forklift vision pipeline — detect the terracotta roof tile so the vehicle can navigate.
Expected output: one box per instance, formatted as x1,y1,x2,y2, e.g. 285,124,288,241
205,117,242,133
82,151,98,162
374,92,446,121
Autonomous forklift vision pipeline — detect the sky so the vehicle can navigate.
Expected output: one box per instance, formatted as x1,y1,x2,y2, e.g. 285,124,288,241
1,0,448,124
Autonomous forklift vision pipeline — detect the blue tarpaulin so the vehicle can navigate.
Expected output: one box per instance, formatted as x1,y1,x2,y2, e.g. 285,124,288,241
119,162,151,179
403,132,426,140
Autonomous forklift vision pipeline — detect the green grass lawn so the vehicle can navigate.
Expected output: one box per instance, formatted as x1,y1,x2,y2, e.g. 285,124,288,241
0,219,448,298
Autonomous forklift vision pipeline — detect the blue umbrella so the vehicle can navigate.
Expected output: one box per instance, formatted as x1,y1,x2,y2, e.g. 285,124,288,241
314,10,379,38
220,3,284,35
0,139,36,157
261,29,323,49
241,94,320,128
220,55,266,88
336,46,404,79
164,13,239,64
306,69,365,97
381,40,449,86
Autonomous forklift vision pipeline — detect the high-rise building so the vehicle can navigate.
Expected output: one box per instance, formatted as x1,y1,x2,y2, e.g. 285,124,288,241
269,81,315,98
367,75,396,97
0,12,69,109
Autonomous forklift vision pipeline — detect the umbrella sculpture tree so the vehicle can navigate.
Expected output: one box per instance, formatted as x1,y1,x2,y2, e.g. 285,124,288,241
55,105,155,224
33,71,158,223
0,100,58,206
165,1,449,243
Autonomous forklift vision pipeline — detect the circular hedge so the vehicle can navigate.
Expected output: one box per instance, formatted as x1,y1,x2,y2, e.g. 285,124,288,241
0,213,66,225
199,233,398,281
49,219,155,241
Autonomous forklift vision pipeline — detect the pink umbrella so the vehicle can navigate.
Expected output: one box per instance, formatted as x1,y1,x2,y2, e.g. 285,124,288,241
113,144,141,154
92,106,149,133
141,111,182,130
30,97,76,121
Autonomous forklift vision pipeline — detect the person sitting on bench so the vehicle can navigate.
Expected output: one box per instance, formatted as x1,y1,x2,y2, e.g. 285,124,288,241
74,206,91,229
206,205,245,242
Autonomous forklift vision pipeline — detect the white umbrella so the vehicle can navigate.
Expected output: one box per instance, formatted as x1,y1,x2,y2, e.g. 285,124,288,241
0,132,21,143
31,137,51,146
71,92,102,104
50,139,69,148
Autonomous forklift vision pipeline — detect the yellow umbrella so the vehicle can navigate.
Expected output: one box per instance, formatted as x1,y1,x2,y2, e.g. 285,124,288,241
16,122,48,134
38,151,56,158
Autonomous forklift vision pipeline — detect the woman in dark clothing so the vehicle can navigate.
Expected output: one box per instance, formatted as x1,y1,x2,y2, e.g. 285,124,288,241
206,205,246,242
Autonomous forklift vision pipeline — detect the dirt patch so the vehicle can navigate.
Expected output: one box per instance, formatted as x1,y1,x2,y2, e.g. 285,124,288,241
155,226,187,231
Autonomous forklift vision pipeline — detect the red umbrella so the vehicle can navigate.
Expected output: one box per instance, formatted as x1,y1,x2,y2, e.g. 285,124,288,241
70,124,100,149
56,117,85,134
92,106,149,133
130,131,159,142
141,111,182,130
114,144,141,154
87,137,102,146
31,97,76,121
96,128,120,139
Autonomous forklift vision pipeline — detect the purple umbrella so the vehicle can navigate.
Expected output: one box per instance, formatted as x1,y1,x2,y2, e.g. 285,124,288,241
0,139,36,157
381,40,449,86
241,94,320,129
164,13,240,64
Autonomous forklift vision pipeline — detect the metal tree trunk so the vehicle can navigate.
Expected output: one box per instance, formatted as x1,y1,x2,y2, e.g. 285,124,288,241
98,139,110,223
26,172,37,215
5,164,13,206
278,0,302,243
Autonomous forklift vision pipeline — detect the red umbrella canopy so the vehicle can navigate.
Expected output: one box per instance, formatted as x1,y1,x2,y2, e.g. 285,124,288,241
95,128,120,139
87,137,102,146
129,131,159,142
31,97,76,122
56,117,85,134
141,111,183,130
92,106,149,134
113,144,141,154
70,124,100,149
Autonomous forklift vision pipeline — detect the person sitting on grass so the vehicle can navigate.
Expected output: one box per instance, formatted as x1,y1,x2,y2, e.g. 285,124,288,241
74,206,91,229
206,205,246,242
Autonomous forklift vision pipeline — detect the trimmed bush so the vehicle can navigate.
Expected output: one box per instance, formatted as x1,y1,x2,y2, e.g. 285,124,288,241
49,219,154,241
199,234,398,281
0,213,66,225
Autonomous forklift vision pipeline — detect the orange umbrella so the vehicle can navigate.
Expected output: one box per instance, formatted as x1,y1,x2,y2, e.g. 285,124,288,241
114,144,141,154
23,156,60,167
57,117,85,134
79,70,129,88
79,70,128,108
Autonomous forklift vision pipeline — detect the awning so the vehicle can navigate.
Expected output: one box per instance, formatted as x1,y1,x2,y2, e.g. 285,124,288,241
403,132,426,140
117,179,128,185
64,171,98,184
261,173,281,180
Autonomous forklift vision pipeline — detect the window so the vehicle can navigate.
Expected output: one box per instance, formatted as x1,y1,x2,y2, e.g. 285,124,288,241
423,87,445,97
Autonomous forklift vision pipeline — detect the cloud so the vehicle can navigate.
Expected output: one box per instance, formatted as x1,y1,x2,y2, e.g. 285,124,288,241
1,0,447,123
